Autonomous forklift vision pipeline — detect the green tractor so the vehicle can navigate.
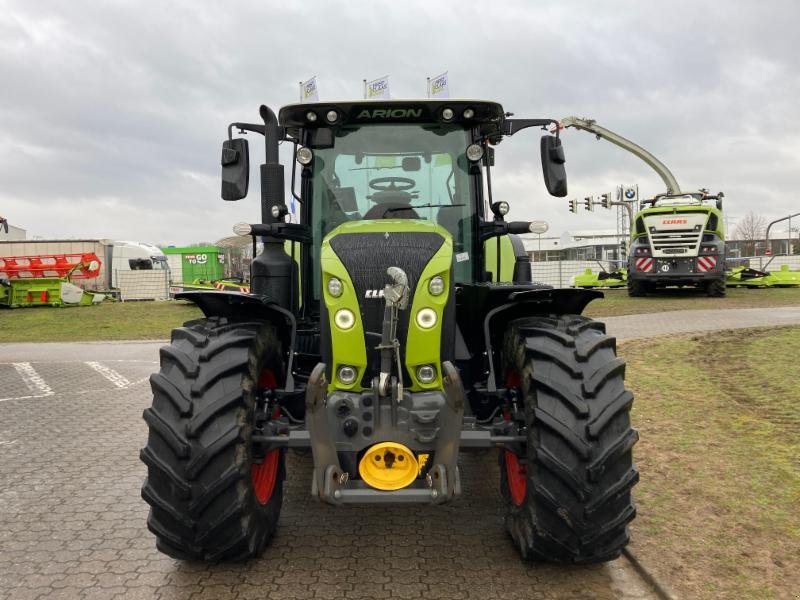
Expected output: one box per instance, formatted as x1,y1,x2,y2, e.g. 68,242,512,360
141,100,638,563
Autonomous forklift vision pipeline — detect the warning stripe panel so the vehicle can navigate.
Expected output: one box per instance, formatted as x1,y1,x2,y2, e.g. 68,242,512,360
635,257,654,273
697,256,716,272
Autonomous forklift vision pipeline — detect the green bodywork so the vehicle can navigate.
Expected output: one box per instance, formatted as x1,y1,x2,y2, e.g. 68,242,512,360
726,264,800,288
484,235,516,283
573,267,627,289
321,219,453,392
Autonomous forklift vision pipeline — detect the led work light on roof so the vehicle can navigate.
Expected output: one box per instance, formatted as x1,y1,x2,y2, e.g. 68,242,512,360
306,111,317,122
466,144,484,162
296,146,313,165
326,110,338,123
441,107,454,121
462,108,475,119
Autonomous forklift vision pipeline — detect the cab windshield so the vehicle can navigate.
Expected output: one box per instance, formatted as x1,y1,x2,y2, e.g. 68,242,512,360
309,123,474,291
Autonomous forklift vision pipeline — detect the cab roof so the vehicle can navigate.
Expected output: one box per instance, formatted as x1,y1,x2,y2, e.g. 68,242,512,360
279,99,505,137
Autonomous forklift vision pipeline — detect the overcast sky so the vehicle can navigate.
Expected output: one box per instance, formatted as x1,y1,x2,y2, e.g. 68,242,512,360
2,0,799,245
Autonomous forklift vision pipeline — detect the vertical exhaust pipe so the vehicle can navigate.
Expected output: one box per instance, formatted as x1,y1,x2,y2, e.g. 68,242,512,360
250,105,293,306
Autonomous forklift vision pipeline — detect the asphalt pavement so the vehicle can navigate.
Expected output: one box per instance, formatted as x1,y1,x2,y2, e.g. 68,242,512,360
2,305,799,599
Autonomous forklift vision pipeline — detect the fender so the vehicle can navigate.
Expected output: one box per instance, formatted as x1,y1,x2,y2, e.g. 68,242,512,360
176,291,297,391
480,287,603,392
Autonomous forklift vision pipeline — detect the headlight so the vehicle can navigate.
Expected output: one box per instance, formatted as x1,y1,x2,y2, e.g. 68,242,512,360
305,111,317,122
296,146,313,165
334,309,355,330
416,308,437,329
441,107,454,121
462,108,474,119
338,365,357,385
428,276,445,296
327,277,343,297
466,144,484,162
326,110,338,123
417,364,436,383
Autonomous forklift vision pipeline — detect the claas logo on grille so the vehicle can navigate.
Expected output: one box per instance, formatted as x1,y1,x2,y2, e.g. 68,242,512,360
661,219,688,225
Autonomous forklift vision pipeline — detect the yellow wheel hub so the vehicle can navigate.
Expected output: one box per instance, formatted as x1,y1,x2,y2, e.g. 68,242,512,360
359,442,419,491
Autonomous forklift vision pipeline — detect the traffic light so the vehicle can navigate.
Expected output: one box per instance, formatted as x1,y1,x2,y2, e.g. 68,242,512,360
569,198,578,213
601,193,611,209
584,196,594,211
620,239,628,257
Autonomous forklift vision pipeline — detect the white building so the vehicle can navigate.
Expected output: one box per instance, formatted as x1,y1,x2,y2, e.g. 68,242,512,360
518,230,626,262
0,222,26,242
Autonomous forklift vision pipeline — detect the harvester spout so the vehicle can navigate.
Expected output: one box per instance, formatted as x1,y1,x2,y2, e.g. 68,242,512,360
560,116,683,195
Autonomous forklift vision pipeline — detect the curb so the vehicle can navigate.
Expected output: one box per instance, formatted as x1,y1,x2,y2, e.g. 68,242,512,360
623,547,678,600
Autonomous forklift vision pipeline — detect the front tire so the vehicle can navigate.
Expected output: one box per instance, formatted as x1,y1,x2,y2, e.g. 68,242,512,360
500,315,638,563
140,317,285,561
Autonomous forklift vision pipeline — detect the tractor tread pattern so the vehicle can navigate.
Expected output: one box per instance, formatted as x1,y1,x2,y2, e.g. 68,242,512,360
140,316,285,562
500,314,638,564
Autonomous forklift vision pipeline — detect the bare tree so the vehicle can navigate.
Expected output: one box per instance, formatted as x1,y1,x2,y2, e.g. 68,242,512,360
732,211,767,256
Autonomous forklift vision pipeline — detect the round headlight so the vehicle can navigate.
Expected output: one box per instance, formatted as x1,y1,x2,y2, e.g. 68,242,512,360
441,107,454,121
416,308,437,329
417,364,436,384
334,309,355,330
428,276,445,296
327,277,343,297
306,111,317,122
232,222,252,236
462,108,475,119
497,201,509,216
296,146,313,165
466,144,484,162
338,365,357,385
326,110,338,123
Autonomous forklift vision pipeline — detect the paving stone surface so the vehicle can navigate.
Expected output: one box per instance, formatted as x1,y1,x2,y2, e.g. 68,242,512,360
0,351,657,599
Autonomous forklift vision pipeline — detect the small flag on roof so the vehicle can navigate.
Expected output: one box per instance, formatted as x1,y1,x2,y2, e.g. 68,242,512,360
300,76,319,103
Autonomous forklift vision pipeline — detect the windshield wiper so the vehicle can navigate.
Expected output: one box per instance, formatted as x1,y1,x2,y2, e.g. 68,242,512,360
384,203,465,213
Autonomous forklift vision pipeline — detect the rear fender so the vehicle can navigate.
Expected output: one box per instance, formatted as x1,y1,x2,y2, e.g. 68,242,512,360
176,291,297,391
482,288,602,392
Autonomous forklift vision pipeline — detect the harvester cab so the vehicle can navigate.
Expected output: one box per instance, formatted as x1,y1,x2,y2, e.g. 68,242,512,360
141,100,638,565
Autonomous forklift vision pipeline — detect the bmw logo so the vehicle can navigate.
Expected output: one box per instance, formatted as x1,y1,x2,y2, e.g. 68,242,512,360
625,188,636,199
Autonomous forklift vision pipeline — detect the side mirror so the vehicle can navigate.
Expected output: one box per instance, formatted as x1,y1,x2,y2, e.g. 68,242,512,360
221,138,249,200
540,135,567,197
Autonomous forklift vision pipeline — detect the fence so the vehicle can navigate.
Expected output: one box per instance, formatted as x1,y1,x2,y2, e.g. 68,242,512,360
117,270,170,301
530,255,800,288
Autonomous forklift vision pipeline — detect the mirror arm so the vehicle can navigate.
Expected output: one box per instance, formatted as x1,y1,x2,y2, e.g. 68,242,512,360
502,118,559,137
227,122,267,140
479,220,510,244
246,223,312,244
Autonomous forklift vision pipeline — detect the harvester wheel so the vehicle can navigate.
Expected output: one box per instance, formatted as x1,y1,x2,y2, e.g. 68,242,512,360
140,317,285,561
705,278,727,297
500,315,638,563
626,278,648,297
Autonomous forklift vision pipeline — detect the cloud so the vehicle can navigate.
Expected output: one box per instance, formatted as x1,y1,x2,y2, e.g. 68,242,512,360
1,0,798,244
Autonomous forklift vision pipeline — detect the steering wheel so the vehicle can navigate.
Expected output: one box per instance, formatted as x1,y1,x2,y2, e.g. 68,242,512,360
368,177,416,192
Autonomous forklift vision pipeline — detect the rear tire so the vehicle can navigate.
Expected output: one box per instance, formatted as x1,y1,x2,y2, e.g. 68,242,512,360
705,278,726,297
500,315,638,563
140,317,285,561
